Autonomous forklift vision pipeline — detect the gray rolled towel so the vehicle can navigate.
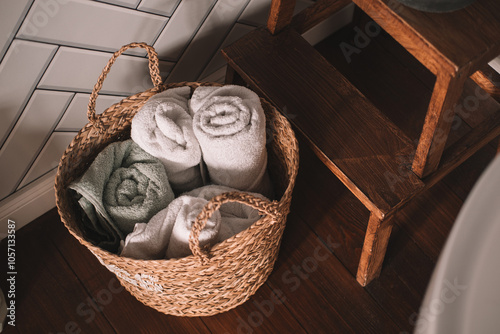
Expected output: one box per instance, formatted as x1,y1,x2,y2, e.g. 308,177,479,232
131,86,204,194
189,85,273,198
69,139,174,252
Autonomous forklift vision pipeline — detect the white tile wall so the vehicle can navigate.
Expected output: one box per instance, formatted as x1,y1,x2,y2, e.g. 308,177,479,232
166,0,249,82
56,93,125,131
153,0,217,61
0,0,353,209
17,0,168,55
198,23,255,80
0,90,73,199
97,0,141,9
38,46,174,95
0,40,57,147
238,0,270,26
18,131,77,188
137,0,180,16
0,0,33,61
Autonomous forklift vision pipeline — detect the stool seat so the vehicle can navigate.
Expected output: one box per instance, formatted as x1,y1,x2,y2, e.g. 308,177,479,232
223,27,424,216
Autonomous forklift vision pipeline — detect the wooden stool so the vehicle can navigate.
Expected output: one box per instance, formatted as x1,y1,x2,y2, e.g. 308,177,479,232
222,0,500,286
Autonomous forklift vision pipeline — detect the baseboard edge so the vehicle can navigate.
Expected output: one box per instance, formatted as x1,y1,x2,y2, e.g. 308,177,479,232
0,170,57,238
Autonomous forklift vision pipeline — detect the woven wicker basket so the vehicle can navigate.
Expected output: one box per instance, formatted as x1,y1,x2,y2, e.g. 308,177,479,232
54,42,299,317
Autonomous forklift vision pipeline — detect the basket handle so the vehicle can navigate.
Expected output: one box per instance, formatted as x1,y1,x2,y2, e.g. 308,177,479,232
189,192,280,264
87,42,163,127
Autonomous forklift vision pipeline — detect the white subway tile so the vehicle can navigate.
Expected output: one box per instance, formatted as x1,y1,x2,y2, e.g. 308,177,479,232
0,0,33,61
0,90,73,200
153,0,216,61
96,0,141,9
56,93,124,131
198,23,255,80
166,0,249,82
17,0,167,55
237,0,269,26
0,40,57,147
38,47,173,96
18,131,77,188
137,0,180,16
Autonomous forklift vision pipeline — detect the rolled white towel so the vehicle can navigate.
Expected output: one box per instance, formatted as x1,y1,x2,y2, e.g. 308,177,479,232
190,85,273,197
186,185,267,242
119,208,174,260
131,86,204,194
120,195,221,260
166,195,221,259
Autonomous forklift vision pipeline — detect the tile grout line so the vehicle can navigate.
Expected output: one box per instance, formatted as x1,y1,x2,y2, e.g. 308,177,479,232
191,0,252,81
0,45,59,200
163,0,219,77
0,44,59,152
13,90,74,194
0,0,35,64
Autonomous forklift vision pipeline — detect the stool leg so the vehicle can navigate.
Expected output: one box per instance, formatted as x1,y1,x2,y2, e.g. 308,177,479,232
267,0,297,34
356,212,394,286
412,72,468,178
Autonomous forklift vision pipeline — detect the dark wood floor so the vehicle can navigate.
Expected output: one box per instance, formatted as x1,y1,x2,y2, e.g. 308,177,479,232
1,20,498,333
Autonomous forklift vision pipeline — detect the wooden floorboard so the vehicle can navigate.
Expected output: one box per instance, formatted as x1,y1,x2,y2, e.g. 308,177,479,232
1,17,497,333
0,216,115,334
293,139,433,331
270,202,401,333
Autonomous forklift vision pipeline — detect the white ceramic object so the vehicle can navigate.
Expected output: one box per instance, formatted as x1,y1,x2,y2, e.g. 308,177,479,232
415,155,500,334
489,56,500,75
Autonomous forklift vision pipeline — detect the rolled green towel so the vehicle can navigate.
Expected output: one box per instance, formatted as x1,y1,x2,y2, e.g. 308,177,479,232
69,139,174,252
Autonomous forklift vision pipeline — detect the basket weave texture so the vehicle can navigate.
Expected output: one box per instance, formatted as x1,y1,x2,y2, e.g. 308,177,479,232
54,42,299,317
